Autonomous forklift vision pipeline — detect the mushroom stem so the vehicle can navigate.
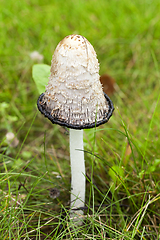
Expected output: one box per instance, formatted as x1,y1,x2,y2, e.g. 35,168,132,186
69,128,85,222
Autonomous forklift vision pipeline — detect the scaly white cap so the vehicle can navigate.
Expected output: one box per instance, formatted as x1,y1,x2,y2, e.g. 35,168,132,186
37,34,114,129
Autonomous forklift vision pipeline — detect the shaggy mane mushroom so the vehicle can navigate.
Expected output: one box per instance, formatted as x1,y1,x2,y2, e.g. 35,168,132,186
37,34,114,224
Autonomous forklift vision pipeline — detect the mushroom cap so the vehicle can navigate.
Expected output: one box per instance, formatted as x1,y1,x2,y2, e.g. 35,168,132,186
37,34,114,129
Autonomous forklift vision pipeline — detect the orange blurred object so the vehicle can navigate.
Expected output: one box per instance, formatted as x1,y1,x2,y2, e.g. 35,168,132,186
100,74,115,96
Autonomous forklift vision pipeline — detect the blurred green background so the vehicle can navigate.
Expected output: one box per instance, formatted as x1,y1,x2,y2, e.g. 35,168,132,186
0,0,160,238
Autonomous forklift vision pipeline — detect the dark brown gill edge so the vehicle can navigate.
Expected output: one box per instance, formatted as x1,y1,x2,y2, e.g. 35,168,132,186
37,93,114,130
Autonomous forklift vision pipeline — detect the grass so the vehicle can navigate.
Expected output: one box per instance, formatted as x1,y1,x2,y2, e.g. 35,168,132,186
0,0,160,239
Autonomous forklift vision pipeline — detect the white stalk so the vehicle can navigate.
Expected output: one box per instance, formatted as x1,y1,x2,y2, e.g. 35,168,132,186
69,129,85,222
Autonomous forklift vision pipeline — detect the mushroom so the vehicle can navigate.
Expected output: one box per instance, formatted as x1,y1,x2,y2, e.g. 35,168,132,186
37,34,114,223
6,132,19,148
